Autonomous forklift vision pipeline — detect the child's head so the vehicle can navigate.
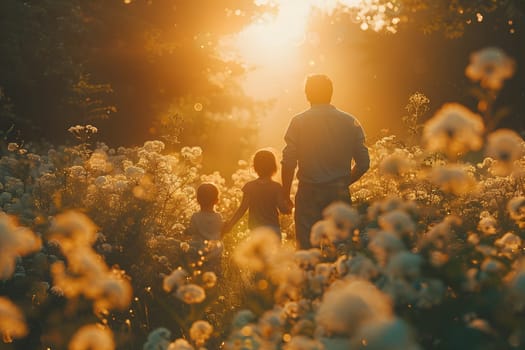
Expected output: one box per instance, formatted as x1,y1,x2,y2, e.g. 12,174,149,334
253,149,277,177
196,183,219,209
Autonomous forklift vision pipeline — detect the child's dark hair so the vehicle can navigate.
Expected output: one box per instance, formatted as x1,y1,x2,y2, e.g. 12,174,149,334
196,183,219,207
253,149,277,177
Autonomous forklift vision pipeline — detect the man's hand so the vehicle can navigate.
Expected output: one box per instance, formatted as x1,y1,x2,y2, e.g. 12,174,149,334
278,191,294,214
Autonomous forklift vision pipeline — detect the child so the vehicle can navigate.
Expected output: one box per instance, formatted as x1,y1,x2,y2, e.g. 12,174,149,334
186,182,223,275
222,149,291,237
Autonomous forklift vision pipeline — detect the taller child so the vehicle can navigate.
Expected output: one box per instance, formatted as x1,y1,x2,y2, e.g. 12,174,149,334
281,74,370,250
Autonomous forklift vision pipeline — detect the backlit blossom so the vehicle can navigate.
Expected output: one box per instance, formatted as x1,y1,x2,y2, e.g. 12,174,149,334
509,268,525,311
143,140,165,153
232,309,256,329
429,164,477,195
465,47,516,90
163,268,188,293
69,324,115,350
0,212,42,280
0,297,28,343
91,272,133,314
507,197,525,228
48,211,98,253
181,146,203,165
295,249,322,270
423,103,484,158
495,232,522,256
176,284,206,304
386,252,422,280
234,228,281,272
316,279,392,337
378,210,415,237
368,231,406,267
322,201,360,232
309,220,339,247
379,153,413,177
190,320,213,347
201,271,217,288
481,258,505,274
485,129,524,176
336,253,379,280
284,335,324,350
477,212,498,235
167,338,194,350
143,328,172,350
350,319,421,350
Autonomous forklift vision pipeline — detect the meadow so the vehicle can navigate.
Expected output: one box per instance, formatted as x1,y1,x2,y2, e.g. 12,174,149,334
0,46,524,350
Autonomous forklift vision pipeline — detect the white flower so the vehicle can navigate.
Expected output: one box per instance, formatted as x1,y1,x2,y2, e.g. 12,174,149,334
386,252,423,280
0,213,42,280
378,210,415,237
295,249,322,270
125,166,146,180
322,201,360,232
507,197,525,228
181,146,203,165
48,211,98,253
234,228,281,272
143,140,165,153
95,176,109,187
429,164,477,195
423,103,484,158
379,153,413,177
143,328,171,350
309,220,338,247
232,309,256,329
337,253,379,280
316,279,392,337
495,232,522,256
0,297,28,342
485,129,524,176
189,320,213,347
465,47,516,90
167,338,194,350
69,165,87,178
176,284,206,304
368,231,406,267
477,213,498,235
201,271,217,288
69,324,115,350
481,258,505,274
350,319,421,350
163,269,188,293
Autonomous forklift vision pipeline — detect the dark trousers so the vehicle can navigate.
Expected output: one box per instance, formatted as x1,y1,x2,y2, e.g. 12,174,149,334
294,180,352,250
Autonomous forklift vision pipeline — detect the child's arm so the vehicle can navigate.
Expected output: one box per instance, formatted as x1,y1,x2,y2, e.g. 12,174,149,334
222,195,249,234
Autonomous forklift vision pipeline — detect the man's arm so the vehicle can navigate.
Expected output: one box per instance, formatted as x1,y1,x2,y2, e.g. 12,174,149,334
281,118,299,201
349,125,370,185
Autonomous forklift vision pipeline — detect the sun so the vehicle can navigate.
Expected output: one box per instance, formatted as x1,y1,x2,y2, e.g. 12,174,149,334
231,1,311,65
218,0,394,99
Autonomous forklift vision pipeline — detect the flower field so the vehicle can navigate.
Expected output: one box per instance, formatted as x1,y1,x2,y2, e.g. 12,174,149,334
1,48,525,350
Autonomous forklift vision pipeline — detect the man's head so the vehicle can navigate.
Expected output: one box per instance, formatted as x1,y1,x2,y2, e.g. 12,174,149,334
197,182,219,209
305,74,333,105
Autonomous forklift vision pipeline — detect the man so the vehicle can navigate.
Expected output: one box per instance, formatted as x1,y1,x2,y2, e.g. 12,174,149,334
281,74,370,250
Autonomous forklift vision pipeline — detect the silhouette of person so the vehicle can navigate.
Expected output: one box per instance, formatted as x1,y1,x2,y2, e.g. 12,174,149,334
281,74,370,250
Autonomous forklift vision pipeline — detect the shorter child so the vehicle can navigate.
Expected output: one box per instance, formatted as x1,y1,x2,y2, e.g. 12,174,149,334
185,182,223,275
222,149,291,237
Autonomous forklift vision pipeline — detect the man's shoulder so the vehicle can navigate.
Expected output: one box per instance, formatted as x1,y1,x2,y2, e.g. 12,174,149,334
332,108,364,129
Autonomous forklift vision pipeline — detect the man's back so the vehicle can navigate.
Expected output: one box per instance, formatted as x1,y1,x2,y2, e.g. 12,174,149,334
282,104,368,184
